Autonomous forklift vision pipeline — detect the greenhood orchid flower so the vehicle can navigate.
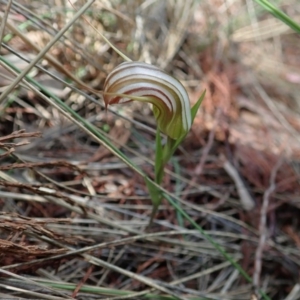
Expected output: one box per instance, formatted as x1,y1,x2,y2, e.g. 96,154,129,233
103,60,204,225
103,61,192,140
63,1,204,224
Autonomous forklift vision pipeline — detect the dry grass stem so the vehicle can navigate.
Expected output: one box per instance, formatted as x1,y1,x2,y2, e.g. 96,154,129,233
253,158,283,289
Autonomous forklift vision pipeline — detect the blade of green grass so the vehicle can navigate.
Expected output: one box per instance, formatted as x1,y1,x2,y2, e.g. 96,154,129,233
254,0,300,34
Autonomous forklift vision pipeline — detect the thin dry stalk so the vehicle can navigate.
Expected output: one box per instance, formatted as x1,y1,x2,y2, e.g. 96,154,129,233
223,157,255,211
253,158,283,288
0,0,12,53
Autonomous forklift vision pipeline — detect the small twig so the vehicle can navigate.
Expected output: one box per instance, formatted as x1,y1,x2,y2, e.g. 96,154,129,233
222,155,255,211
0,147,14,159
253,158,283,289
71,265,94,298
0,141,30,147
0,160,84,173
0,130,41,142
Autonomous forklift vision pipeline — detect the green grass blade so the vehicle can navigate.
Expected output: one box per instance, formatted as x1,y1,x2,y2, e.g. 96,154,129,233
254,0,300,34
145,176,162,225
191,90,205,122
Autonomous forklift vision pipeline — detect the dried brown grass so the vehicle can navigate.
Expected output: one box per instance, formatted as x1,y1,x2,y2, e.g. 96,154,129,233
0,0,300,299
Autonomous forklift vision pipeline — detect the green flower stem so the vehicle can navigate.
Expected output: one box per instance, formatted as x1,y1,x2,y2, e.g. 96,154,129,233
148,92,206,225
155,138,175,183
163,137,176,162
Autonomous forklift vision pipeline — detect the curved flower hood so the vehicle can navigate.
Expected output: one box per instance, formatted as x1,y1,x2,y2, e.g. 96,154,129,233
103,62,191,140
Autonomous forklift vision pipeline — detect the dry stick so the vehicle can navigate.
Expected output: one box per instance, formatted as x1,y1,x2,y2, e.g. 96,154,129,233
0,147,14,159
253,158,283,289
71,265,94,298
0,130,41,142
0,0,12,53
0,0,96,104
222,157,255,211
